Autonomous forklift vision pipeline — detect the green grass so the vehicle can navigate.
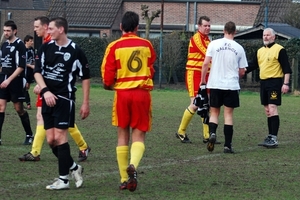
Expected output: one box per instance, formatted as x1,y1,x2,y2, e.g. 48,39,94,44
1,84,300,200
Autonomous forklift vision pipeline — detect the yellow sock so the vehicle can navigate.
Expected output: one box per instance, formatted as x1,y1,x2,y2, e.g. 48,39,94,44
178,108,195,135
69,124,88,151
202,119,209,139
30,125,46,157
130,142,145,169
116,146,129,183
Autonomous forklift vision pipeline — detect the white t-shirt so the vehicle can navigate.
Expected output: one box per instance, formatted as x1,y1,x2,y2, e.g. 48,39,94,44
206,37,248,90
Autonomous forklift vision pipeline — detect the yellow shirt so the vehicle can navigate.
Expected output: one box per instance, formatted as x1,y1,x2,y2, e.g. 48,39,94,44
257,43,284,80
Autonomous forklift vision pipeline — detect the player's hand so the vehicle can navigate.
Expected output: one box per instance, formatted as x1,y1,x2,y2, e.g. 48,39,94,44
0,79,11,89
43,91,57,107
282,84,289,94
33,84,41,95
80,103,90,119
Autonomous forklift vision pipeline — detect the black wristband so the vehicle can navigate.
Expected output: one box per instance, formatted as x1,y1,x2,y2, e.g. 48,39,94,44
40,87,50,96
283,83,289,86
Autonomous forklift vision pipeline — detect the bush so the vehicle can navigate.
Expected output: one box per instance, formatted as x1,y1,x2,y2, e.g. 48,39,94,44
71,36,300,88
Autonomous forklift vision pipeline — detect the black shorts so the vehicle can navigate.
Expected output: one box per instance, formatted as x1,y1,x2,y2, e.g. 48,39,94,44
0,74,26,102
260,78,282,106
42,95,75,130
210,89,240,108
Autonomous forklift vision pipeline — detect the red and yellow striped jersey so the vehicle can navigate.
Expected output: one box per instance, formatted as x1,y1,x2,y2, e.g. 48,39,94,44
101,33,156,90
186,31,210,72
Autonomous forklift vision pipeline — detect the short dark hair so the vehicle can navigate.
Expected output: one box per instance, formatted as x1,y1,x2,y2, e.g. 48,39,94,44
49,17,68,34
121,11,139,32
4,20,17,30
34,16,50,26
24,35,33,43
198,16,210,25
224,21,236,35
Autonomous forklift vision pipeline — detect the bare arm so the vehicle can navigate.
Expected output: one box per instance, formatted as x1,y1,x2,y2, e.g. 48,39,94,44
34,72,57,107
239,68,246,78
26,63,35,69
80,79,90,119
282,73,290,94
200,56,212,85
0,67,24,88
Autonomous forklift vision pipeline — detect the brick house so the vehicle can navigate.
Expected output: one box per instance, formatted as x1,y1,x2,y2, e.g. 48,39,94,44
0,0,296,42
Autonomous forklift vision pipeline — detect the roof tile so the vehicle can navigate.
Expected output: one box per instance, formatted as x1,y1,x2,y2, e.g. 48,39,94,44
47,0,122,27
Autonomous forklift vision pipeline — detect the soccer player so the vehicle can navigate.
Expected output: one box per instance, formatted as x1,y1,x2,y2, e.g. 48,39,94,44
18,16,91,162
201,21,248,153
23,35,35,110
34,17,90,190
0,20,34,145
101,11,156,192
246,28,292,148
176,16,219,144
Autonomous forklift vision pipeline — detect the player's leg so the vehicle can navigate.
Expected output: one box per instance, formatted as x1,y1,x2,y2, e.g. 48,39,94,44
222,90,239,153
176,70,199,143
117,127,130,190
0,99,7,145
207,89,222,152
223,106,234,153
114,90,131,190
19,96,45,161
24,83,31,110
260,79,280,148
13,101,34,145
10,77,34,145
126,89,150,192
68,124,91,162
46,97,83,190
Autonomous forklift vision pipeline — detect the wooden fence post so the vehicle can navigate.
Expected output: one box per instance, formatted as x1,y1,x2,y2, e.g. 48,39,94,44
292,57,298,92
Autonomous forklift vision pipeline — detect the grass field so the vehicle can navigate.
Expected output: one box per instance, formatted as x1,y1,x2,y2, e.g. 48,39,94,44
1,84,300,200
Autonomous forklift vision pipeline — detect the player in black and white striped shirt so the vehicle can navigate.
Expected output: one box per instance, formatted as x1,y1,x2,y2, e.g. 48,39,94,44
0,20,34,145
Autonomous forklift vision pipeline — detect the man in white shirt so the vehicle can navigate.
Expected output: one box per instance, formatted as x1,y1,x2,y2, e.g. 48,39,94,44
201,21,248,153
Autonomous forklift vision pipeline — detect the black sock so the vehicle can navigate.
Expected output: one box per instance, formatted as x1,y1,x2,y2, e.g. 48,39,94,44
267,117,272,135
52,146,58,158
71,165,78,172
224,125,233,148
209,122,218,134
0,112,4,139
19,112,33,136
59,178,69,184
58,143,74,176
270,115,279,136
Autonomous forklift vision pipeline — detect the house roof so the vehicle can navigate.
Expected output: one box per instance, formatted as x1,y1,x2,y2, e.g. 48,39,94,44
0,0,50,9
47,0,122,28
254,0,292,26
235,23,300,39
33,0,52,10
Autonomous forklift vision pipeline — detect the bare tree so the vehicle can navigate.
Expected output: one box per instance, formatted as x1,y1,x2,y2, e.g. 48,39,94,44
280,1,300,29
141,5,161,39
162,31,186,84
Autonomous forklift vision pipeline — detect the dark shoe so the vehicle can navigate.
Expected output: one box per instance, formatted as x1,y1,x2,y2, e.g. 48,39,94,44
126,164,137,192
224,146,234,153
23,135,34,145
262,135,278,148
78,146,91,162
203,138,221,144
203,138,209,143
207,133,216,152
175,132,192,143
119,182,127,190
18,152,40,161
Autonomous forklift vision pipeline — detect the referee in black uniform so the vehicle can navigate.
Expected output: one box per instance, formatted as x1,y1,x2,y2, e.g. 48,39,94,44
246,28,292,148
